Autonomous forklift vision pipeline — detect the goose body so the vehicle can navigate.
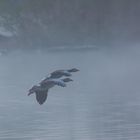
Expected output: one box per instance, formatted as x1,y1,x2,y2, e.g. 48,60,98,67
28,85,48,105
28,78,73,105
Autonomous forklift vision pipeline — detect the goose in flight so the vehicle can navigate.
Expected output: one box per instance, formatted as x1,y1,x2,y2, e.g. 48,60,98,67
28,78,73,105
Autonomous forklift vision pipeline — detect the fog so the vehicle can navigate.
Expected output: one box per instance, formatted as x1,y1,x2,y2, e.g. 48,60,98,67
0,0,140,49
0,46,140,140
0,0,140,139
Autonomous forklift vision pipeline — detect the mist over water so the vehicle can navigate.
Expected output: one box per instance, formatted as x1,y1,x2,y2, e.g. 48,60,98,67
0,46,140,140
0,1,139,139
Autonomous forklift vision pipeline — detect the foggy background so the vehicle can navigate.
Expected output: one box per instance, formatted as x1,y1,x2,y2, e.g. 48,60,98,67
0,1,140,140
0,0,139,51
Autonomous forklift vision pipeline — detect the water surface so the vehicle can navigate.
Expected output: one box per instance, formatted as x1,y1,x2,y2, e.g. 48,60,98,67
0,47,140,140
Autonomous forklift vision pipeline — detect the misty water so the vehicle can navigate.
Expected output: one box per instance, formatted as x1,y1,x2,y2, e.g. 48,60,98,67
0,46,140,140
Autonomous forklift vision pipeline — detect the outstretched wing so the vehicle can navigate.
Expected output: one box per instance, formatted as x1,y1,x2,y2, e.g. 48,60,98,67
51,79,66,87
50,70,71,79
35,90,48,105
40,79,66,88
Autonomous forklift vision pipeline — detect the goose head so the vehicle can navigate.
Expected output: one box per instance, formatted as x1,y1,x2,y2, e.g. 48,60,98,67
28,85,39,96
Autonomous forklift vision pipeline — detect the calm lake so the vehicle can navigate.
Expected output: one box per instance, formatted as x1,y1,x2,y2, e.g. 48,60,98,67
0,47,140,140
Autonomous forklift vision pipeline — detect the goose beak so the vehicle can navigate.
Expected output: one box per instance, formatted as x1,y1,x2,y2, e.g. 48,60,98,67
28,91,34,96
28,92,31,96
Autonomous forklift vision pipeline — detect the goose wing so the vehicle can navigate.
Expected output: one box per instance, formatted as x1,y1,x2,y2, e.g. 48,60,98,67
50,70,71,78
40,79,66,88
35,90,48,105
51,79,66,87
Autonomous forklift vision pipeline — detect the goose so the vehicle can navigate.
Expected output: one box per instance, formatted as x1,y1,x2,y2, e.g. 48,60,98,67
28,78,73,105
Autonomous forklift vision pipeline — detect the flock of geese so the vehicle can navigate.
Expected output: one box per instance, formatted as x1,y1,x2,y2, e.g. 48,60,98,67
28,68,79,105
